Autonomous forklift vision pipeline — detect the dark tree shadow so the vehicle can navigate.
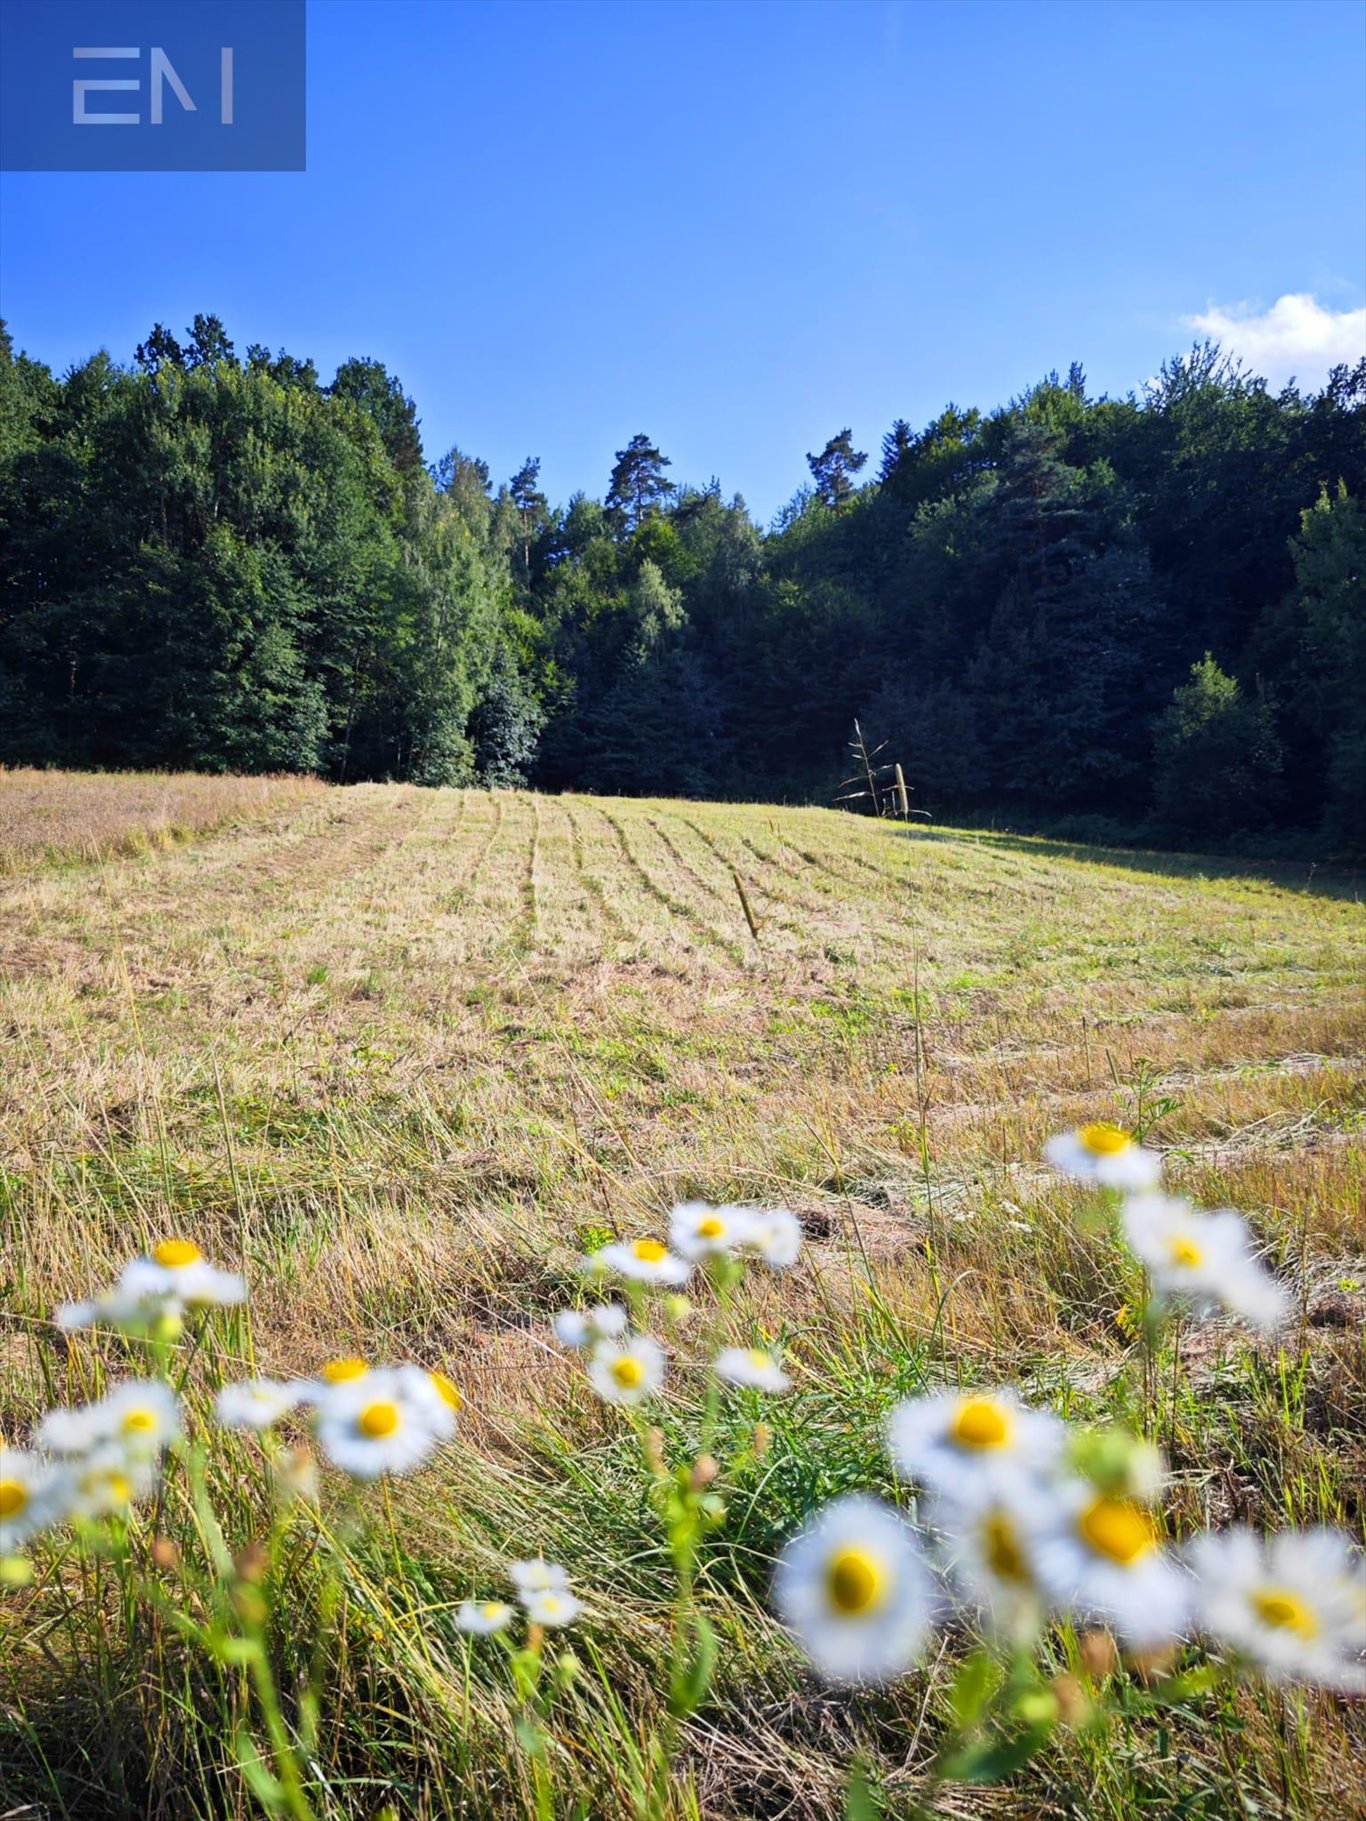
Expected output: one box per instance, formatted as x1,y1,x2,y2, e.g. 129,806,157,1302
896,825,1364,903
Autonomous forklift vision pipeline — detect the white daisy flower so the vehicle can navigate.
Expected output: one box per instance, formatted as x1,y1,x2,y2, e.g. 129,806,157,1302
55,1299,102,1332
522,1587,582,1627
1071,1426,1170,1503
1031,1481,1189,1650
586,1335,666,1406
1187,1526,1366,1692
1122,1195,1287,1332
585,1237,691,1286
457,1598,515,1634
0,1447,69,1553
314,1365,450,1478
215,1378,310,1431
773,1493,932,1684
929,1486,1048,1638
738,1207,803,1269
714,1346,791,1393
509,1558,570,1597
1045,1124,1162,1192
56,1274,181,1338
425,1371,465,1424
551,1304,629,1349
668,1201,756,1261
65,1443,159,1520
38,1380,182,1459
123,1239,247,1311
887,1387,1065,1502
57,1239,245,1335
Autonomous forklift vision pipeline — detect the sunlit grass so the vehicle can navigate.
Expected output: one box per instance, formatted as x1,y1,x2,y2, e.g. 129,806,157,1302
0,774,1362,1817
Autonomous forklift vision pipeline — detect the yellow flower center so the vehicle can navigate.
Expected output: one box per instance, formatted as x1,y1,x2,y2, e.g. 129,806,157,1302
611,1356,644,1389
697,1217,726,1238
153,1238,203,1268
1079,1123,1132,1157
85,1468,133,1504
121,1408,159,1437
1078,1497,1155,1566
1168,1236,1204,1268
540,1595,561,1616
482,1601,504,1620
357,1401,401,1439
747,1349,771,1369
430,1372,464,1412
950,1397,1012,1451
631,1239,667,1263
983,1513,1030,1584
827,1547,886,1616
0,1479,28,1520
321,1357,369,1384
1251,1587,1319,1638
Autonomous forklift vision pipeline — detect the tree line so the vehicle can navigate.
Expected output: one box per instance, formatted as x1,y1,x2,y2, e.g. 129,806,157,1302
1,317,1362,852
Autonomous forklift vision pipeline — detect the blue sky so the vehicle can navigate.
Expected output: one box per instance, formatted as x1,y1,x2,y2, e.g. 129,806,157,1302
2,0,1363,521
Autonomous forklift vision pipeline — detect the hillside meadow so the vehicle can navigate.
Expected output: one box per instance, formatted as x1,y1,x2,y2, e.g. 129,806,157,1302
1,771,1363,1819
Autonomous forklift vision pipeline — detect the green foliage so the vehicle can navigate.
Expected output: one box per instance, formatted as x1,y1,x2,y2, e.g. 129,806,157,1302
1283,484,1366,846
1152,655,1285,840
807,427,868,510
605,434,675,536
2,314,1364,849
471,645,546,787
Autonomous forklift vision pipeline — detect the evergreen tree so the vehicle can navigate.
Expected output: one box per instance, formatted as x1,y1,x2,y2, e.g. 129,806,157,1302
1152,655,1284,839
605,434,674,535
1284,485,1366,847
508,457,549,580
806,428,867,509
184,313,236,369
2,312,1363,847
470,645,544,786
133,323,184,376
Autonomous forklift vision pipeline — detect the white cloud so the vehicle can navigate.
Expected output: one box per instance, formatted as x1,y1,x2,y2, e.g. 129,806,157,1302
1182,293,1365,389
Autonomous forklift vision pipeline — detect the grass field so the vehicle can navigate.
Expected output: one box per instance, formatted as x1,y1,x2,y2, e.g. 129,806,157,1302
1,775,1363,1819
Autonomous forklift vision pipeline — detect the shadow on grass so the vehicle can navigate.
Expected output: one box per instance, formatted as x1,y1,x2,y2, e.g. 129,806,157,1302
899,824,1364,902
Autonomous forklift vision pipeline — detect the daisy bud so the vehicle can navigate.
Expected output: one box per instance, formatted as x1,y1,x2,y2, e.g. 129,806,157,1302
233,1584,269,1628
1128,1642,1179,1682
752,1422,772,1459
272,1446,318,1505
151,1536,181,1571
644,1426,667,1477
690,1454,720,1491
1016,1689,1060,1728
234,1542,269,1583
663,1295,692,1325
1080,1629,1117,1679
1050,1674,1091,1727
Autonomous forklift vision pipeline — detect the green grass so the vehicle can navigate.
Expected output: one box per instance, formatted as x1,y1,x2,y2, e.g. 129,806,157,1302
1,776,1363,1819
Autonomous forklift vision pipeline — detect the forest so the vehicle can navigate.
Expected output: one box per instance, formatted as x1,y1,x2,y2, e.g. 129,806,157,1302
1,315,1362,852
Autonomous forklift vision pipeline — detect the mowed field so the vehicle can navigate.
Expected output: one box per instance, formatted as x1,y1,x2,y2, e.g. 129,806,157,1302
1,772,1364,1819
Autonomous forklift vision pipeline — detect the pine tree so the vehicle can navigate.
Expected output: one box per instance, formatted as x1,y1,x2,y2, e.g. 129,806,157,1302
508,457,549,580
806,428,867,509
605,434,674,535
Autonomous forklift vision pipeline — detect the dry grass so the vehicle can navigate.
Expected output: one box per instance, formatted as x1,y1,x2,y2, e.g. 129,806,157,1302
0,766,325,872
1,777,1363,1819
